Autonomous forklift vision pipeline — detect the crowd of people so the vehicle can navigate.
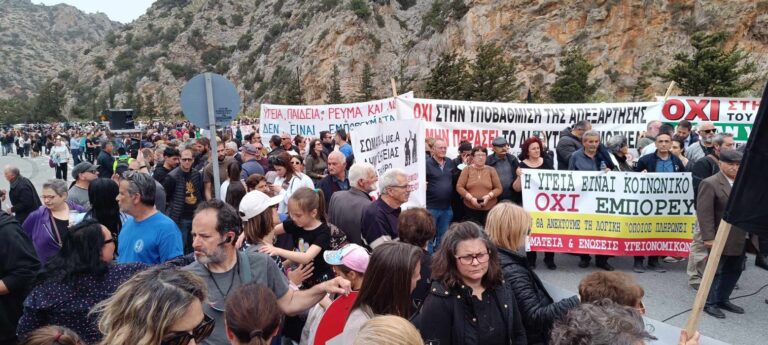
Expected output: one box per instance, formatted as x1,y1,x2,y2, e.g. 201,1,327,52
0,116,746,344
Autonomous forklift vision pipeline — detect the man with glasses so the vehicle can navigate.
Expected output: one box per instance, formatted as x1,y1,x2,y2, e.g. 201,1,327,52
116,171,182,265
686,122,718,162
329,162,378,245
426,138,456,250
317,151,350,205
67,162,99,211
184,199,351,345
320,130,334,155
164,148,203,254
361,169,410,249
239,143,266,179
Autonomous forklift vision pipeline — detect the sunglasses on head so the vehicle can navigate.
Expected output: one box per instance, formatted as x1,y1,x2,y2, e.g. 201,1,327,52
161,314,215,345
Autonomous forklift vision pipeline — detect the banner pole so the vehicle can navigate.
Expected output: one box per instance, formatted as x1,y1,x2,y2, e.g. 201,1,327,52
684,220,732,336
663,81,677,102
390,78,398,98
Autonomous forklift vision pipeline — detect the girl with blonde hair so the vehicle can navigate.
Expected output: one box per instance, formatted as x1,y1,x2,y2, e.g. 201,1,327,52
353,315,422,345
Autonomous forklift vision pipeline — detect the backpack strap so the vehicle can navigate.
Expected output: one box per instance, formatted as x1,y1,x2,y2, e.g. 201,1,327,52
239,251,253,283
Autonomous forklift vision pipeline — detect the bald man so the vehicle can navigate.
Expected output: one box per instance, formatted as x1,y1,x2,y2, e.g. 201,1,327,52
317,151,350,205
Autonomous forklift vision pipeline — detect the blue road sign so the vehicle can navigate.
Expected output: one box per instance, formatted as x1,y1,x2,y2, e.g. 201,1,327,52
180,73,240,128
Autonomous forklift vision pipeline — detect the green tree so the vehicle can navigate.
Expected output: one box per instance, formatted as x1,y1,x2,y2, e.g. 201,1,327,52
357,63,375,101
280,71,303,105
425,52,469,100
32,79,66,122
349,0,371,19
142,93,157,118
467,43,518,102
549,47,598,103
631,62,653,101
328,65,344,103
659,31,757,97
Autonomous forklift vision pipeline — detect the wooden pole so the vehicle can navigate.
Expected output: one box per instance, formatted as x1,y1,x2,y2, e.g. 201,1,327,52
662,81,677,102
684,220,733,336
390,78,398,98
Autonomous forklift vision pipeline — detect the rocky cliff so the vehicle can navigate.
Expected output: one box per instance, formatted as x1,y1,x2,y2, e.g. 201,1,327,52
11,0,768,117
0,0,121,99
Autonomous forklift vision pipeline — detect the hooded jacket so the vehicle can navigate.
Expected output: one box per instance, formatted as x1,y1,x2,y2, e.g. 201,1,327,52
0,212,40,344
498,248,579,345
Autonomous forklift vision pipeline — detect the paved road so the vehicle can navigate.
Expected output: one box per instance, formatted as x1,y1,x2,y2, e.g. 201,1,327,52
2,153,767,344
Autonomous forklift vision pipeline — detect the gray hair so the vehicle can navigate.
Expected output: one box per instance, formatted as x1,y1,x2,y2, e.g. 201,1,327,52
582,130,600,142
124,172,156,206
574,120,591,130
712,132,734,147
43,179,68,197
550,299,656,345
349,162,376,188
646,120,662,130
3,165,20,178
379,168,407,194
328,151,346,165
605,135,627,154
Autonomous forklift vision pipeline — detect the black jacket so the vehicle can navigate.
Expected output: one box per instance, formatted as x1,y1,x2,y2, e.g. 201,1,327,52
9,176,41,225
164,167,203,223
0,213,40,344
499,248,579,345
413,280,527,345
634,152,686,173
96,151,115,178
555,128,582,170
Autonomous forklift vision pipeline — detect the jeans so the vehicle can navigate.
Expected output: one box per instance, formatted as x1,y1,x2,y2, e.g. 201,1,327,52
72,149,82,166
428,207,453,252
706,255,745,306
179,218,194,254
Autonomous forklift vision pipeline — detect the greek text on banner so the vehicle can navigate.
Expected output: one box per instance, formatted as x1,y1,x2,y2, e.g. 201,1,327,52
521,170,695,256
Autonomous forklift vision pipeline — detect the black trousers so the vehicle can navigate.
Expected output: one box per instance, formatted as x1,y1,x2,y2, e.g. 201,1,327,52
706,255,745,305
55,163,68,181
581,254,610,265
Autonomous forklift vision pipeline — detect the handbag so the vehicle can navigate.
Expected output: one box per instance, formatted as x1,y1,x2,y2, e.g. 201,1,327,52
49,158,56,168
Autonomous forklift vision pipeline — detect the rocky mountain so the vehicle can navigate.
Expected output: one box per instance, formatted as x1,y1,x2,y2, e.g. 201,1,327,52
0,0,121,99
21,0,768,118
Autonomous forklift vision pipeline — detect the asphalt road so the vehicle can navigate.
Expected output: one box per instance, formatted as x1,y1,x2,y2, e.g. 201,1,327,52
2,153,767,344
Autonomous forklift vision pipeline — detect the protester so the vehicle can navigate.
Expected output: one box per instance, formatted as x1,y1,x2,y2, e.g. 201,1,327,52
329,162,377,245
686,122,718,162
279,132,300,156
413,222,527,345
340,241,422,343
319,130,334,154
164,148,203,253
22,179,85,264
18,325,83,345
512,137,556,269
691,132,735,196
317,151,350,205
116,171,183,264
238,190,283,265
259,187,335,287
675,120,698,149
699,149,746,319
68,162,99,211
486,136,521,204
456,146,502,226
569,131,613,271
555,120,591,169
450,141,473,222
127,159,168,214
335,128,353,158
638,120,663,155
397,208,436,309
96,141,115,178
239,143,266,179
245,174,269,194
304,138,329,185
75,178,125,235
291,155,306,173
152,146,180,184
549,299,656,345
2,165,42,225
671,137,693,171
361,168,410,248
605,134,633,171
184,198,351,344
16,220,146,343
486,202,578,344
271,152,314,215
224,283,283,345
203,141,238,201
354,315,423,345
425,138,455,250
51,138,71,181
93,267,214,345
0,210,40,345
221,163,246,210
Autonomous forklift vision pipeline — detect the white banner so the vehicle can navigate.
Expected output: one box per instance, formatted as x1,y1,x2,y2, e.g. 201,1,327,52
651,96,757,142
351,119,426,208
396,97,658,154
259,92,414,147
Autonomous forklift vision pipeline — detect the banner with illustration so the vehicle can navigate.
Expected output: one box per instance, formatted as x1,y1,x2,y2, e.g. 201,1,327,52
351,119,426,208
259,92,414,147
651,96,758,142
396,97,658,153
521,170,695,256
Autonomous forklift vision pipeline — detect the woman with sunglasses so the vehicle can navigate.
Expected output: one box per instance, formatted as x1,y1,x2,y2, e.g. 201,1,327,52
224,282,282,345
271,152,314,216
413,222,527,345
93,266,213,345
16,220,146,344
304,139,328,185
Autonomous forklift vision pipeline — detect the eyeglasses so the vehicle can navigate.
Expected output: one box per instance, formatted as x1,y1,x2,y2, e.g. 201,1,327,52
389,184,409,189
291,161,302,165
455,252,490,265
161,314,215,345
700,129,717,134
181,158,194,161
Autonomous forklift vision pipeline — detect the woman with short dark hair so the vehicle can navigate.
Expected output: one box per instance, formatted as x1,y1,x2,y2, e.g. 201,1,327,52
304,139,328,185
224,283,283,345
413,222,527,345
455,146,502,226
397,208,436,308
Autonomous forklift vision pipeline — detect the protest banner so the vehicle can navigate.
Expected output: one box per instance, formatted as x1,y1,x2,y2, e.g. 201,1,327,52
652,96,758,142
351,119,426,208
521,170,695,256
396,97,658,153
258,92,414,147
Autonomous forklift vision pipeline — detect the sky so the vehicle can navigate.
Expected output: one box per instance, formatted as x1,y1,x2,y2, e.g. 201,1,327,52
36,0,156,23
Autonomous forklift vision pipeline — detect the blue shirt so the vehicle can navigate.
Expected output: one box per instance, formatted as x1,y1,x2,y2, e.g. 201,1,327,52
655,158,674,172
339,143,353,158
117,211,183,265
